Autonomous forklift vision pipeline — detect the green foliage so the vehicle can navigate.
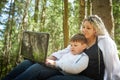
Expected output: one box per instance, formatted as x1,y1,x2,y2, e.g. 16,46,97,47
0,0,120,78
113,0,120,54
0,0,80,60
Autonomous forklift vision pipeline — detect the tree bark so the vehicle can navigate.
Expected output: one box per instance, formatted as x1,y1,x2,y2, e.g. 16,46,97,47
40,0,46,31
63,0,69,48
79,0,85,24
92,0,114,38
34,0,40,23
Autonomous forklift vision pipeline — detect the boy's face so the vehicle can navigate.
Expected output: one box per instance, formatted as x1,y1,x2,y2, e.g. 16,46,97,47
70,41,87,55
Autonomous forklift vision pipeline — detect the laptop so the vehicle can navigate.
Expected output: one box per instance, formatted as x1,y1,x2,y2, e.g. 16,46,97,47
21,31,49,63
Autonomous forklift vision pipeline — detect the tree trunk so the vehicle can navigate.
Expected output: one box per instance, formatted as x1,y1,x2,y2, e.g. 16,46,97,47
17,0,30,63
87,0,92,16
63,0,69,48
79,0,85,24
40,0,46,31
92,0,114,38
34,0,39,23
1,0,15,77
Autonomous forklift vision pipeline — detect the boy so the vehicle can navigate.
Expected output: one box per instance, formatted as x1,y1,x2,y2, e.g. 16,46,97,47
46,33,89,74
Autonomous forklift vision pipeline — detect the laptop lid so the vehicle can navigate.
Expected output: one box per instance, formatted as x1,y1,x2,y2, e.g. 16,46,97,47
21,31,49,63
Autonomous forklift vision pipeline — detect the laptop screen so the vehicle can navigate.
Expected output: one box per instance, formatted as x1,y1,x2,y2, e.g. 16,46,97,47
21,31,49,63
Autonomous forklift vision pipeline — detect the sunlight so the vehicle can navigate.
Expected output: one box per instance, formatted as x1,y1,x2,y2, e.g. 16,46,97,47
68,0,74,3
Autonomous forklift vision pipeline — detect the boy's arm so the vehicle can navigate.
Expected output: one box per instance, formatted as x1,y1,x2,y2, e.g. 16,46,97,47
45,45,70,67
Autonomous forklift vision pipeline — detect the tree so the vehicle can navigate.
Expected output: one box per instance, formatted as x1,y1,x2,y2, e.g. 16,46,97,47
39,0,47,31
79,0,85,24
1,0,16,78
34,0,40,23
92,0,114,38
63,0,69,48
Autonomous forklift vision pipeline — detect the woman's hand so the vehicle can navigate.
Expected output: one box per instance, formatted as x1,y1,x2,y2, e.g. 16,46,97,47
45,59,56,67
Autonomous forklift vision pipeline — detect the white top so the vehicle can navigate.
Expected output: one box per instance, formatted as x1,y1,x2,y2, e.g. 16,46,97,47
55,52,89,74
51,35,120,80
98,35,120,80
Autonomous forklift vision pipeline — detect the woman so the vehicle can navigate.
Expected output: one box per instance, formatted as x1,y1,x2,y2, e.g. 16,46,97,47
47,15,120,80
2,15,120,80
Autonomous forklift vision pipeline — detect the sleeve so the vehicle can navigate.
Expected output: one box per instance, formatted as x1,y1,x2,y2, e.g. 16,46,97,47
98,36,120,80
51,45,71,60
56,53,89,74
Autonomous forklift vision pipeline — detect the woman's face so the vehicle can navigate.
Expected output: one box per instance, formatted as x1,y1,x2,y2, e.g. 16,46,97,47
81,21,96,39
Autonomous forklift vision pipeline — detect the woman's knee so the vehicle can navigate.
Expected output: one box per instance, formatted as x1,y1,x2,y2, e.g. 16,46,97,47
28,63,43,70
47,75,66,80
19,60,33,68
47,75,94,80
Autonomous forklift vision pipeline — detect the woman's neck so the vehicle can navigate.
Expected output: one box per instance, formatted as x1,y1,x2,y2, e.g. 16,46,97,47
87,36,97,48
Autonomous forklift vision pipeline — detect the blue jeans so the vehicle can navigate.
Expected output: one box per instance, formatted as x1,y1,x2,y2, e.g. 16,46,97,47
2,60,62,80
47,75,94,80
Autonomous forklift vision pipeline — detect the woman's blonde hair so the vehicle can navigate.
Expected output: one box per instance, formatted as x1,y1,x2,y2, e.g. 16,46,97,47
81,15,109,36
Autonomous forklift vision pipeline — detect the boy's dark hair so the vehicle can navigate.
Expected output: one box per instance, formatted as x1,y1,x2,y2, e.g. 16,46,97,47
70,33,87,44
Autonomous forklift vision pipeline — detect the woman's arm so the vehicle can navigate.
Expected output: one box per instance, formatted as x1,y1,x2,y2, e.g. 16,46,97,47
47,56,57,60
98,36,120,80
56,53,89,74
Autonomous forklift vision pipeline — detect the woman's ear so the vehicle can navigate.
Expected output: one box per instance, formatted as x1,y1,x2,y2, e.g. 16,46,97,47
94,28,98,36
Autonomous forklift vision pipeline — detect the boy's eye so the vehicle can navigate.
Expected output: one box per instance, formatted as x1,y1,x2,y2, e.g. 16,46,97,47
74,45,77,47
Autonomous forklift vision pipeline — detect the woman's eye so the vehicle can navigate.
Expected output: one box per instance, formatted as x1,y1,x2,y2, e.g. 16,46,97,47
82,25,91,30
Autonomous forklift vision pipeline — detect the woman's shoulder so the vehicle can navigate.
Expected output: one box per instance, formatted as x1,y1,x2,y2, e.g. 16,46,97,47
98,35,114,43
98,35,109,40
98,35,117,51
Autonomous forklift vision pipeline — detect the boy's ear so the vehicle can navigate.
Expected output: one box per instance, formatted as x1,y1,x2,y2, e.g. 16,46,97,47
83,43,87,49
